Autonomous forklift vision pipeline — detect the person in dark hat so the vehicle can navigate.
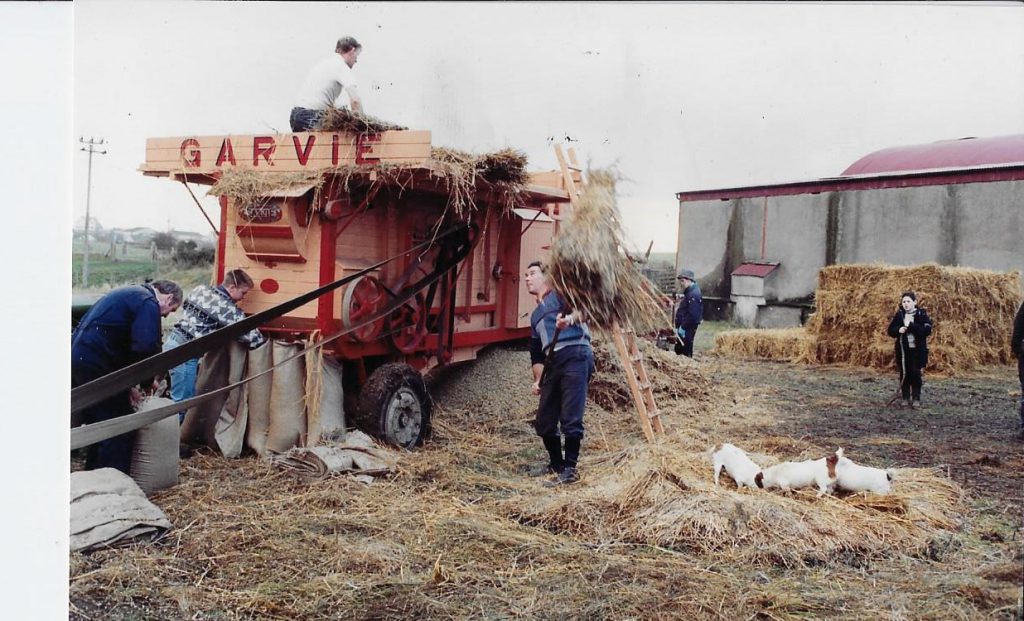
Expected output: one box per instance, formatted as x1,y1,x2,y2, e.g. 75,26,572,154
674,268,703,357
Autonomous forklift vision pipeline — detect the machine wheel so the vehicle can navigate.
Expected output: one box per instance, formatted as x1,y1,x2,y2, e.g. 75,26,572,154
354,363,431,449
387,293,428,354
341,275,386,342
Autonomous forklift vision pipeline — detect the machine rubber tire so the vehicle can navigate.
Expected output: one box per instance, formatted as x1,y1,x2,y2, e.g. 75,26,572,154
354,363,431,449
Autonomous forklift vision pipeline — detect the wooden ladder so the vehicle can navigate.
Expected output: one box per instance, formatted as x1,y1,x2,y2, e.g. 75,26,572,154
553,145,666,443
610,321,666,442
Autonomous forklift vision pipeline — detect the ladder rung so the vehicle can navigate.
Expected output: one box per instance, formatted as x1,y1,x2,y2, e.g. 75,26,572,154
639,382,652,391
630,354,643,362
647,410,661,419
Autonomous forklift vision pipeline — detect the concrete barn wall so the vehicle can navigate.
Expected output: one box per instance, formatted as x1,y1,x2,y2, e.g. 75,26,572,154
677,179,1024,313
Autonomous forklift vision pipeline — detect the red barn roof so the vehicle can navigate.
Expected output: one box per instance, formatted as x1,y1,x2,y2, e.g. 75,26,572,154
841,135,1024,176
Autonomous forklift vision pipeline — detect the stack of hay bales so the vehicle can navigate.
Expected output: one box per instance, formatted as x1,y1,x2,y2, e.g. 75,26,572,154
715,263,1022,374
713,327,817,364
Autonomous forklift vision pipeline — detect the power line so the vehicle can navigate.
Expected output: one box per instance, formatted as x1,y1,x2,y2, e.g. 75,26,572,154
79,137,107,288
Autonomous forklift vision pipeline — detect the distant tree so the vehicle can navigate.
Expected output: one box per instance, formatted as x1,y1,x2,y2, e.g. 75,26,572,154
152,232,176,251
173,239,215,268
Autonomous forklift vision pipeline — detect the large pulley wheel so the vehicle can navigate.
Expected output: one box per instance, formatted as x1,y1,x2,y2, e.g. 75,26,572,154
354,363,431,449
387,292,428,354
341,275,386,342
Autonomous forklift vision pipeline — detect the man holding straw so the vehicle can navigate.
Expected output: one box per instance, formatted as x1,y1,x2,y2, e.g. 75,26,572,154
290,36,364,132
524,260,595,486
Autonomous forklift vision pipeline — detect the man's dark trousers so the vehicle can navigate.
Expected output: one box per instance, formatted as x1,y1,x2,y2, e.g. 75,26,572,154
535,345,594,456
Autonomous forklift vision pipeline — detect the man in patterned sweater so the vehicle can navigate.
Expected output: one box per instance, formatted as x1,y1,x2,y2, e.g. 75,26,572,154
163,269,267,421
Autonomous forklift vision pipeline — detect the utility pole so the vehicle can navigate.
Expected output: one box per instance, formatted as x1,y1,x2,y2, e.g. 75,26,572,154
79,137,107,287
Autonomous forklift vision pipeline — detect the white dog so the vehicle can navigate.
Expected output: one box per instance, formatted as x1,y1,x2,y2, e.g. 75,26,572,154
834,448,892,494
710,443,764,489
755,452,839,497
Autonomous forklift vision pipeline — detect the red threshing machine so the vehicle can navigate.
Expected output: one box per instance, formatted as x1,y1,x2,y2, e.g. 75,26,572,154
140,128,579,448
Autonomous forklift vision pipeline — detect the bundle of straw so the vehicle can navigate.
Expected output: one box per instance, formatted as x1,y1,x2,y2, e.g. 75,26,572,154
546,169,668,333
315,106,407,133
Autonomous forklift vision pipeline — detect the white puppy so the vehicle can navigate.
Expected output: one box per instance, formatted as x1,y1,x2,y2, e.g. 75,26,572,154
710,443,764,489
754,452,839,497
834,448,892,495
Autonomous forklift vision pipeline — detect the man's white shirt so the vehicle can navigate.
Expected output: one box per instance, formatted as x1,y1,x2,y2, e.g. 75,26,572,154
295,54,359,110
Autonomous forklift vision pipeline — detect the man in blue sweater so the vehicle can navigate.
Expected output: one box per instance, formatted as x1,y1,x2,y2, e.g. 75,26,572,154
674,268,703,358
71,280,182,473
524,261,594,486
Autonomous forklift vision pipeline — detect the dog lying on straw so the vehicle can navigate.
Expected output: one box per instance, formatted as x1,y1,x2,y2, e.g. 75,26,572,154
834,447,893,494
755,452,839,497
710,443,764,489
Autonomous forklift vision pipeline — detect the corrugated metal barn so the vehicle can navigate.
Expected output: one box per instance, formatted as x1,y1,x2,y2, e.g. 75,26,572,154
676,135,1024,327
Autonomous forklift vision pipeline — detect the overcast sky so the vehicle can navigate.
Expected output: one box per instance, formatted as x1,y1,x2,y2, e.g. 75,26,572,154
72,0,1024,253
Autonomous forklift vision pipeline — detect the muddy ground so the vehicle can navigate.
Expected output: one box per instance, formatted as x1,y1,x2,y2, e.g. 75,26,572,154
69,331,1024,620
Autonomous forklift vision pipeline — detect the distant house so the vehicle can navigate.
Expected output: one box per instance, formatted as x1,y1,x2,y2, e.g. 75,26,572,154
124,227,159,244
169,229,215,249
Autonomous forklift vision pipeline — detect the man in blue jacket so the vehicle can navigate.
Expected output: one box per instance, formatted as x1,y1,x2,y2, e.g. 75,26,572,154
674,268,703,358
524,261,594,486
71,280,182,473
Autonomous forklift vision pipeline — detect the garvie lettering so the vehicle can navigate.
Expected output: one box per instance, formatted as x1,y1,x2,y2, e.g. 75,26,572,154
176,133,386,169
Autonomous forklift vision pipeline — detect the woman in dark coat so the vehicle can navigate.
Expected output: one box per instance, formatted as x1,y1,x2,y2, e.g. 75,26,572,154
886,291,933,408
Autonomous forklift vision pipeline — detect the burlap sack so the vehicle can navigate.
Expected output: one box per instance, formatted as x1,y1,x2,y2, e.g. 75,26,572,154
265,341,307,453
308,354,345,445
70,468,172,552
244,340,274,456
130,397,179,494
180,342,248,455
180,346,229,448
214,341,250,458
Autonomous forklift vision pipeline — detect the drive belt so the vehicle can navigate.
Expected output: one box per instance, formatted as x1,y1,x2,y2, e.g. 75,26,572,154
71,223,471,415
71,222,475,450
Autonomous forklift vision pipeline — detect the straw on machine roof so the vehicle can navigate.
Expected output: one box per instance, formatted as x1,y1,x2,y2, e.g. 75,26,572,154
207,146,531,221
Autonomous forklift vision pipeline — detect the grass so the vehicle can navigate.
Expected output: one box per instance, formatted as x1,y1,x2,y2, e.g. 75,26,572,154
71,241,213,294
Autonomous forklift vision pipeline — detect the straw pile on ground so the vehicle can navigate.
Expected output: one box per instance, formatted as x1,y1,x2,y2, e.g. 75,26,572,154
71,343,1013,620
715,263,1022,374
546,169,669,333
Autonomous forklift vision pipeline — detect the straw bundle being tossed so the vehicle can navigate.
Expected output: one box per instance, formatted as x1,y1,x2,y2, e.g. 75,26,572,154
546,169,669,334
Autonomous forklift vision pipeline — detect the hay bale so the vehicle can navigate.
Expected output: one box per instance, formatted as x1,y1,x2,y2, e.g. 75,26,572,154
713,328,817,363
808,263,1022,374
547,169,669,333
715,263,1022,374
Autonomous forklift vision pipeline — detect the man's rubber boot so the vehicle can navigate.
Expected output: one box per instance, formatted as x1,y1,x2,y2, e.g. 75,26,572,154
529,435,563,477
545,437,581,487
